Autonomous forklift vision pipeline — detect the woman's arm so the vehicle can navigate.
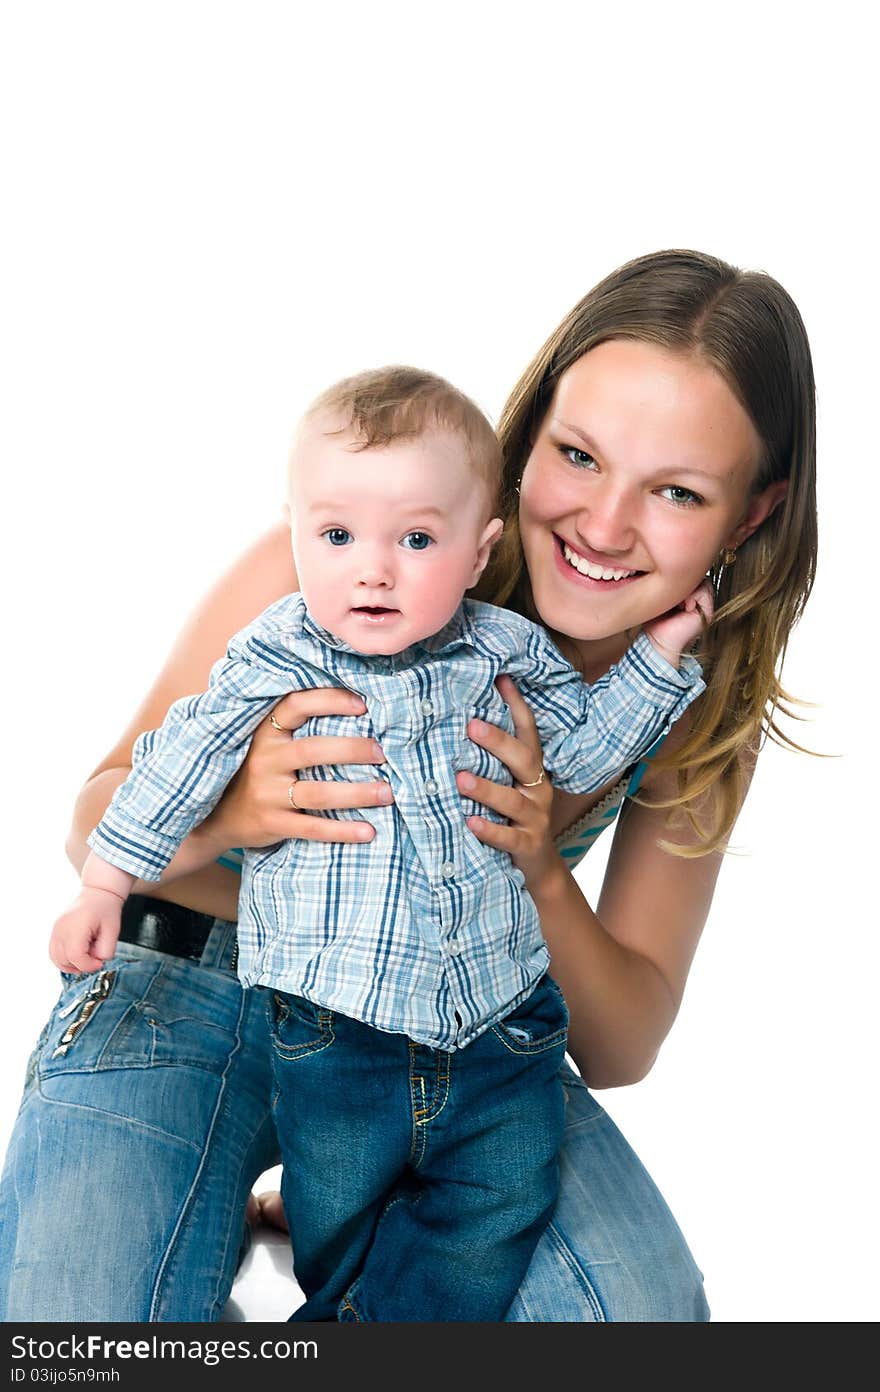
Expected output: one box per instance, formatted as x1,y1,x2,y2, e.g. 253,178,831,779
65,520,389,920
531,782,727,1088
460,684,753,1088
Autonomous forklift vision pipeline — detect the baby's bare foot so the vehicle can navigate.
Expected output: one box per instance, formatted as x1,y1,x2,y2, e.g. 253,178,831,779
256,1190,289,1233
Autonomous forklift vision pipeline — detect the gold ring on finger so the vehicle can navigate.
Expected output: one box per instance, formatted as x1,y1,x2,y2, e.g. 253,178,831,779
519,768,545,788
270,713,285,733
287,779,302,810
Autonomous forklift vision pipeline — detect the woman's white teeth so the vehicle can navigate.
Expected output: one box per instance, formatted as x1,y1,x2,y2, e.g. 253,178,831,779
562,543,636,582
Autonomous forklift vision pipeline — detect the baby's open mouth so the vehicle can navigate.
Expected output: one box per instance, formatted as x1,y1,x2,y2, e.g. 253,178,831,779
351,606,400,617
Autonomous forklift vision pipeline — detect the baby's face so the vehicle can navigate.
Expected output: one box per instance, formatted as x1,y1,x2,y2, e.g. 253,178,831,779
288,422,502,655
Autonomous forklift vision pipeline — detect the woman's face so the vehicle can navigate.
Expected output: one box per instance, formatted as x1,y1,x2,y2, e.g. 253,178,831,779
519,339,786,659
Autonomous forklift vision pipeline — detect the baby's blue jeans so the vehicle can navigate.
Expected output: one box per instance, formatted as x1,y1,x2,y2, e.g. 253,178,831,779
270,975,568,1321
0,923,709,1321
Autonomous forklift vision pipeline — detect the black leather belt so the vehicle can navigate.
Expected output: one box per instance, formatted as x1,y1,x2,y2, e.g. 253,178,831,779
119,894,216,962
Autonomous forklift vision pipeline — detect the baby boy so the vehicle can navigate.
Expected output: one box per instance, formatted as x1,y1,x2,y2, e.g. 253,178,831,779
52,366,705,1322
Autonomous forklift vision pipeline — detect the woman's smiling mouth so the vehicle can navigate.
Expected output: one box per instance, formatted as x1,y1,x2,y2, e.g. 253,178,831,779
554,535,643,585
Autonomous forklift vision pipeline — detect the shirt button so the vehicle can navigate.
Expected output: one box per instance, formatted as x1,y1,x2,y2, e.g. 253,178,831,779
440,861,456,880
420,698,434,717
424,779,438,796
446,940,461,955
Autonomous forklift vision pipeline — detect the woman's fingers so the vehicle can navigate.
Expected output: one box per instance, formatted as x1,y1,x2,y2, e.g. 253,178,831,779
495,674,546,785
464,814,521,855
282,810,376,843
467,677,545,788
455,770,524,821
267,686,366,733
459,676,559,887
285,777,392,812
285,735,385,773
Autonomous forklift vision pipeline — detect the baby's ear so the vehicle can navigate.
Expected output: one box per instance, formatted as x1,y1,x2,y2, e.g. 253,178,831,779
471,517,504,584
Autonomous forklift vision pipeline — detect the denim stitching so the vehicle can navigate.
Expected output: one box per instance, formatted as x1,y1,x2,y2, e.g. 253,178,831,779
338,1294,363,1322
95,962,162,1067
408,1045,451,1168
489,1024,569,1056
26,1090,205,1154
149,974,249,1321
537,1219,608,1322
269,994,336,1061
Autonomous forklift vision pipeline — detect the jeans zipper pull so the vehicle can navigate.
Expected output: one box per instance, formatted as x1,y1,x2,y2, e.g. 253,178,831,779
51,970,114,1058
58,987,90,1020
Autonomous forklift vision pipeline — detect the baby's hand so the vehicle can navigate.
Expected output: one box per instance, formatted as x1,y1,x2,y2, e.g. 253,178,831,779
49,887,123,975
643,579,714,668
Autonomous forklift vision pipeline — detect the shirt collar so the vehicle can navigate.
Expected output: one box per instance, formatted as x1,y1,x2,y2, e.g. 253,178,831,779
300,601,477,667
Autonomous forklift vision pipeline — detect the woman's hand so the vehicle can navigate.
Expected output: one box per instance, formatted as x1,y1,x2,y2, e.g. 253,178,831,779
456,674,563,892
198,687,392,852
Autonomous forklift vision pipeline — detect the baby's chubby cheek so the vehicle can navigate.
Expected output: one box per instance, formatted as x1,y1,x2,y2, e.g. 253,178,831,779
407,559,480,638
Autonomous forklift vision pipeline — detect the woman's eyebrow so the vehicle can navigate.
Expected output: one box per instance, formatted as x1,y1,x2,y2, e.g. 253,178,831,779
553,419,724,484
553,419,602,454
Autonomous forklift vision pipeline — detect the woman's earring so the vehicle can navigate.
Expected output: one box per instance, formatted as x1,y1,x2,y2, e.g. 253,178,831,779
514,476,522,496
721,547,737,566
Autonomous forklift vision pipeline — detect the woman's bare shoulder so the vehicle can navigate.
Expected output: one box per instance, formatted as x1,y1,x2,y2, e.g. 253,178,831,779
91,520,297,776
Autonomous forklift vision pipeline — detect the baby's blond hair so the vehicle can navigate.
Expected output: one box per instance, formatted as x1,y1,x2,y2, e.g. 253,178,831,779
296,365,501,505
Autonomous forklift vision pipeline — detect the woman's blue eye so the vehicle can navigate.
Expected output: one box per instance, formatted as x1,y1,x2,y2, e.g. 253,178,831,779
401,531,433,551
324,528,353,546
658,485,702,508
560,445,597,469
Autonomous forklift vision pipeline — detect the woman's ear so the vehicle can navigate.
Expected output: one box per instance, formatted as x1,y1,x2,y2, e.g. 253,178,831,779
470,517,504,585
724,480,788,550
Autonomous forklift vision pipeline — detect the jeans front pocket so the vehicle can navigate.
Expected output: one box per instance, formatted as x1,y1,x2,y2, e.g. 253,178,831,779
269,990,336,1062
491,975,569,1055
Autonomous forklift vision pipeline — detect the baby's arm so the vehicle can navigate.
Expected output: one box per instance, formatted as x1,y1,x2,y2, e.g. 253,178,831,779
86,636,302,883
641,578,713,669
50,629,303,971
511,607,707,795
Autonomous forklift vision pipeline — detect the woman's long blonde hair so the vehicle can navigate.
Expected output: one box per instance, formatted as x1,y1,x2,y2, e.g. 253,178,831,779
474,249,818,856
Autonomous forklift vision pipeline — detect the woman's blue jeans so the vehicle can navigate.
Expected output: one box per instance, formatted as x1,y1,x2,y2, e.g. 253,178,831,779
0,924,709,1321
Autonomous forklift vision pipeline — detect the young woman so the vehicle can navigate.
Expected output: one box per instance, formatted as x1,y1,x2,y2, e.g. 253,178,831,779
0,249,816,1322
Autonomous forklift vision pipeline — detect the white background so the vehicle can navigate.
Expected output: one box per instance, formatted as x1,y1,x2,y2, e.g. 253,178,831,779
0,1,875,1322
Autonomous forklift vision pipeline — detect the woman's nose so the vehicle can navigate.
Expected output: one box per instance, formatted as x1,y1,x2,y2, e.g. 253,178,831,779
574,485,637,554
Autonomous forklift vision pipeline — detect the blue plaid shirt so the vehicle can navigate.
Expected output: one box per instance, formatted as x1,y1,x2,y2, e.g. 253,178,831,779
90,594,704,1049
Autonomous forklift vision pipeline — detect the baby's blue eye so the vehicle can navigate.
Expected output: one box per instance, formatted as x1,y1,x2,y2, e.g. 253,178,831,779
324,528,353,546
401,532,433,551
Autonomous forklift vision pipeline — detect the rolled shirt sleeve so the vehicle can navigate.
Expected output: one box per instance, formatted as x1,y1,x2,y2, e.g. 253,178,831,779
87,651,295,881
511,631,705,795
